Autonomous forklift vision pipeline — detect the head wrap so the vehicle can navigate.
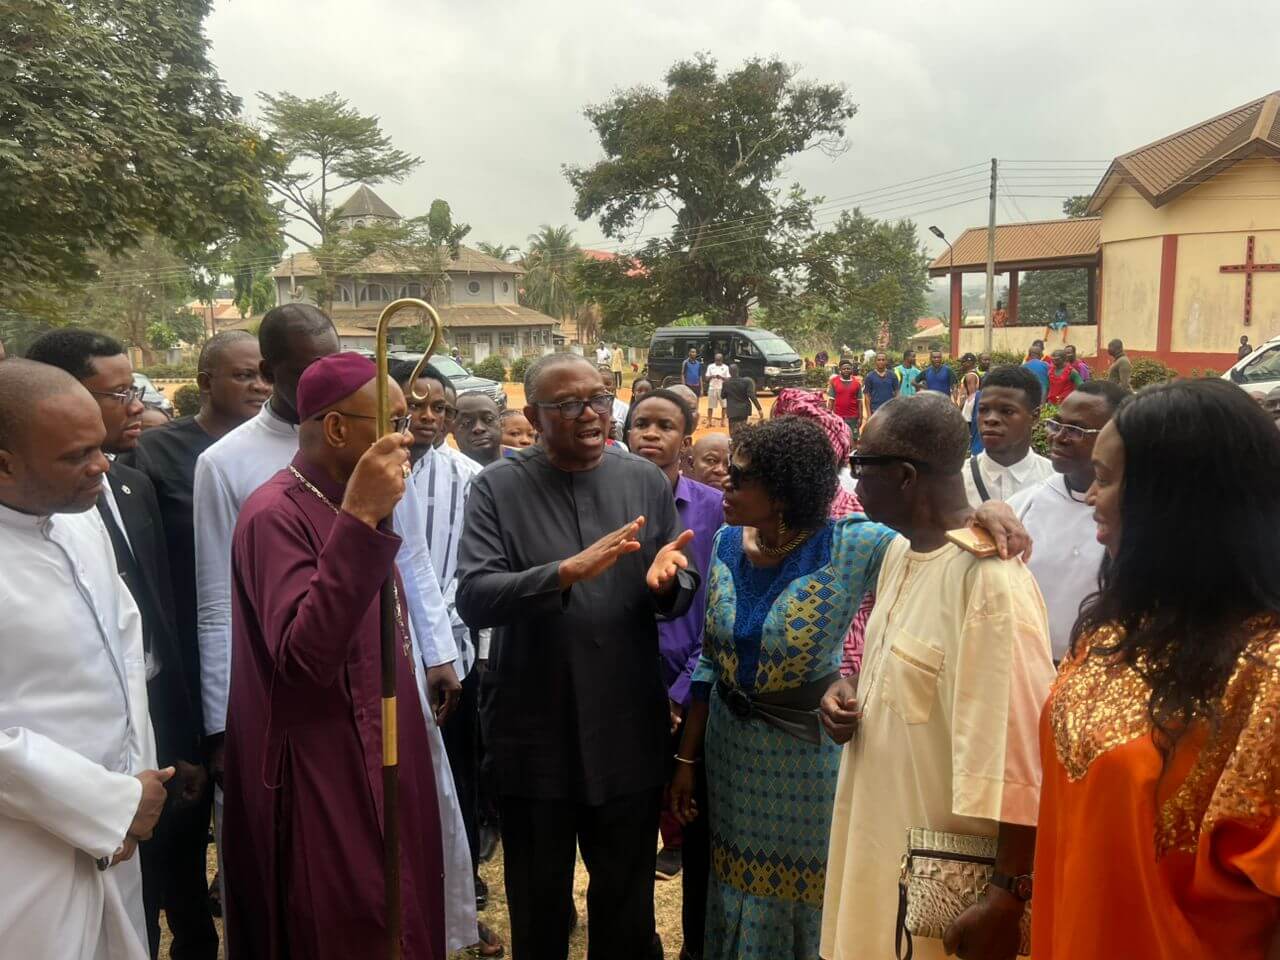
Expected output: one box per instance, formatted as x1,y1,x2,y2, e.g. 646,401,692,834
771,388,853,463
295,352,377,421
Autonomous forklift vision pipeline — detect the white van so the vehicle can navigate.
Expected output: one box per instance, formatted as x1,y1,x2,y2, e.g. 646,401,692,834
1223,336,1280,397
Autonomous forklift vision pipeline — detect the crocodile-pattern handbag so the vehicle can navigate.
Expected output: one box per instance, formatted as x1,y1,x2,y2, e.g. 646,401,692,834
895,828,1031,959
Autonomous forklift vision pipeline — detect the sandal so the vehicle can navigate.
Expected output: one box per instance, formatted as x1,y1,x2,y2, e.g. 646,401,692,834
468,921,505,958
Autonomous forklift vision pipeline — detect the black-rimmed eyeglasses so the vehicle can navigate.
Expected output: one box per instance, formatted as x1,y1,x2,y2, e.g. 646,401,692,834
536,394,614,420
848,453,931,478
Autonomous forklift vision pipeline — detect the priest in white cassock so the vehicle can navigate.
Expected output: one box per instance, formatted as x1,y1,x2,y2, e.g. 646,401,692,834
0,360,173,960
192,306,476,948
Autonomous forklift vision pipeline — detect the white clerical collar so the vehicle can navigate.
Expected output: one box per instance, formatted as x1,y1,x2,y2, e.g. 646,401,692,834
261,399,300,437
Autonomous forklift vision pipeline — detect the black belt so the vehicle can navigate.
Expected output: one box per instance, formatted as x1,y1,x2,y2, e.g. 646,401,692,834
714,672,837,746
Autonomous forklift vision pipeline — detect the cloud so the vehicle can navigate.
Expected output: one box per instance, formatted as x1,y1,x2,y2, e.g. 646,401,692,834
205,0,1280,258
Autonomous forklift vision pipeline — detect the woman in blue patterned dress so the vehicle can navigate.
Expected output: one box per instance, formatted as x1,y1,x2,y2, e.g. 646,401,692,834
669,416,897,960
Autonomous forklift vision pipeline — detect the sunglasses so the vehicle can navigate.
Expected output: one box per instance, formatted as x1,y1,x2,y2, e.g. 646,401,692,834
725,463,762,489
536,393,615,420
848,453,931,478
1043,419,1102,443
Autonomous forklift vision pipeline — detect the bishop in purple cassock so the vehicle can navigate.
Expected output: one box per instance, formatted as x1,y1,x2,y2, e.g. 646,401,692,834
222,353,445,959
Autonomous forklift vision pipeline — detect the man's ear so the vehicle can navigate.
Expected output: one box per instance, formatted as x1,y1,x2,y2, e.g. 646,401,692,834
196,370,213,393
680,434,692,453
320,411,347,448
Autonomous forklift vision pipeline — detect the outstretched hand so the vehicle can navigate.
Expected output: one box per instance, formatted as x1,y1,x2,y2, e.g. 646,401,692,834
559,517,645,589
647,529,695,595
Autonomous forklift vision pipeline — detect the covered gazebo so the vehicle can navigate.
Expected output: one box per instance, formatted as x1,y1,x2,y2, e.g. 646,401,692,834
928,217,1101,358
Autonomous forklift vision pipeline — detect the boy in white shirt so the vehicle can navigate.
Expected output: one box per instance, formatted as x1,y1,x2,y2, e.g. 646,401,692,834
963,365,1053,507
704,352,731,427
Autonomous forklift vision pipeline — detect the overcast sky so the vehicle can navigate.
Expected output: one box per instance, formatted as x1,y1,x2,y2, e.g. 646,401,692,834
205,0,1280,263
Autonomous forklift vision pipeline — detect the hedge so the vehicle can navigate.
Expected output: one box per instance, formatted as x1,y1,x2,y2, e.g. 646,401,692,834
137,362,197,380
509,355,533,386
472,355,508,382
1129,358,1177,389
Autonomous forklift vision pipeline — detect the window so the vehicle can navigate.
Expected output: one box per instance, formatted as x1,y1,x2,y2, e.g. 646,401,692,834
1239,344,1280,383
454,333,471,346
360,284,391,303
500,332,517,346
649,338,675,359
336,285,352,303
398,283,423,299
502,281,510,293
354,220,366,228
467,280,482,295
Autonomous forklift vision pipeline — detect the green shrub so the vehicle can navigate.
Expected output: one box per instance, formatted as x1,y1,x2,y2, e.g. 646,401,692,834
1031,403,1059,457
473,355,508,382
173,384,201,417
138,362,197,380
804,367,831,388
509,355,533,386
1130,357,1177,389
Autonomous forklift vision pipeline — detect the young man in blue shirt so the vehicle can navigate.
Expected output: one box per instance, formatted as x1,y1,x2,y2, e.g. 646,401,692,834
921,350,955,395
681,348,703,398
861,352,899,419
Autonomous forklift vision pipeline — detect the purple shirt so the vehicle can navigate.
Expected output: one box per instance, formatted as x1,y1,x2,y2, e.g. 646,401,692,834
659,474,724,706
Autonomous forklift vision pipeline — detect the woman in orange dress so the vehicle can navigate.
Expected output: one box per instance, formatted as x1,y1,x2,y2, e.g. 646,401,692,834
1032,378,1280,959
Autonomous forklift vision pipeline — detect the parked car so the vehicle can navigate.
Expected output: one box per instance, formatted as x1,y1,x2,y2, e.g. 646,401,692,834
645,325,805,392
388,351,508,409
132,372,173,413
1223,335,1280,398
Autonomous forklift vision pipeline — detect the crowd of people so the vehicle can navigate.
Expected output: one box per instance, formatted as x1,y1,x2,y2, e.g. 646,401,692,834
3,307,1279,960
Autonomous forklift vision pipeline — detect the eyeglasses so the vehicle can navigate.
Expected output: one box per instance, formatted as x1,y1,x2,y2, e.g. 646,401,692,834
1043,419,1102,442
726,463,762,489
91,385,146,406
315,411,414,434
536,393,614,420
848,453,931,478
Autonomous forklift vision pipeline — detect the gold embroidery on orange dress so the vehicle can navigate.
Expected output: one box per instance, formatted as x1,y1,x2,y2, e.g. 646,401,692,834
1050,625,1149,782
1158,632,1280,855
1053,623,1280,858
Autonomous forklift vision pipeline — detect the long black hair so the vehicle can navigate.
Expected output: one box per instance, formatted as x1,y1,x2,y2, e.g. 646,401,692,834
1071,378,1280,749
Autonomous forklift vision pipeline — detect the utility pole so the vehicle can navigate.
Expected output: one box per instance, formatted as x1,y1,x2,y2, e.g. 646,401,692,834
289,254,297,300
984,158,997,354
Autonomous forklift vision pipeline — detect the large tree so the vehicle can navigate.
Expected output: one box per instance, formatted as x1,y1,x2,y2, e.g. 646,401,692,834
0,0,278,304
520,225,586,322
801,210,931,349
566,55,856,325
260,92,422,249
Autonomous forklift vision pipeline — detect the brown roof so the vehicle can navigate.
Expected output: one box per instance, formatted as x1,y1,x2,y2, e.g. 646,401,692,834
335,184,402,220
271,245,523,279
927,217,1101,275
1088,91,1280,212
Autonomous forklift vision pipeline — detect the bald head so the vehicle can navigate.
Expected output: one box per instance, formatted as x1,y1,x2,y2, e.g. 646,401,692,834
669,384,701,430
523,353,598,403
0,359,86,450
0,359,110,514
865,393,970,475
199,330,257,374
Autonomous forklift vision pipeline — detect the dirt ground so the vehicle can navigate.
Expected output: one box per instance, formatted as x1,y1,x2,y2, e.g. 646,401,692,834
167,838,685,959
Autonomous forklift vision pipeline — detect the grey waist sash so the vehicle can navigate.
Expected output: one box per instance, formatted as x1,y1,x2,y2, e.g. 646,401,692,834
714,672,838,746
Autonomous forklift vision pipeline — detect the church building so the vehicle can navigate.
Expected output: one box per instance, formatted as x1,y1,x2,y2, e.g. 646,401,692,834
932,91,1280,372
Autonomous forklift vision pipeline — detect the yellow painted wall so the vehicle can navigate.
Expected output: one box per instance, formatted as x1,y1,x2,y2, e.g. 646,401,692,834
1099,158,1280,243
952,325,1098,357
1099,236,1162,351
1171,231,1280,352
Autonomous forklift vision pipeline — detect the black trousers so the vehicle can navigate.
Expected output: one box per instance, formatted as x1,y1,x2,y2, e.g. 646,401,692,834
442,664,481,873
670,729,710,959
141,787,218,960
500,788,662,960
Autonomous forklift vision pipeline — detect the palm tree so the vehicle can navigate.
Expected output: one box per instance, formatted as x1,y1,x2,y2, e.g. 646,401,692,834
476,241,519,262
521,225,585,322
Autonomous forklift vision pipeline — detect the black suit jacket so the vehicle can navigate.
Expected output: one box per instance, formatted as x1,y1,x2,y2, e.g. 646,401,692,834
98,461,201,767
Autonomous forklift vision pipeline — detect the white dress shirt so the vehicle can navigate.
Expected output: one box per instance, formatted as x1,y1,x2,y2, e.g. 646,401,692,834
961,448,1054,508
193,402,456,736
0,503,156,960
1007,474,1106,661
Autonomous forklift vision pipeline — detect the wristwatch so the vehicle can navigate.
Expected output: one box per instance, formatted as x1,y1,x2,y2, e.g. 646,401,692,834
989,871,1033,901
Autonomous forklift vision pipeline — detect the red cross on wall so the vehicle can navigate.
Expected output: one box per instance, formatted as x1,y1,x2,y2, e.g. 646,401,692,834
1219,235,1280,326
